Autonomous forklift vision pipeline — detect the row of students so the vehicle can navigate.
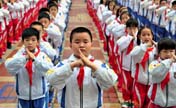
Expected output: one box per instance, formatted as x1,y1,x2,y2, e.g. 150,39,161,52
118,0,176,40
4,0,71,107
5,26,118,108
0,0,47,61
89,0,176,108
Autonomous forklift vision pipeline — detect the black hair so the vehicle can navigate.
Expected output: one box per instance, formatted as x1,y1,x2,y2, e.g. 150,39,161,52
126,18,138,28
107,0,115,10
48,2,58,10
70,27,92,43
119,11,131,20
136,26,154,45
160,0,167,4
99,0,104,4
22,28,40,41
30,21,44,28
38,12,50,21
39,8,50,14
172,1,176,6
157,38,176,53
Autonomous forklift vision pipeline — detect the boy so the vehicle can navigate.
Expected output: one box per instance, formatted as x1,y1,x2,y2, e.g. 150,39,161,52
5,28,53,108
38,12,62,54
30,21,58,63
47,27,117,108
148,38,176,107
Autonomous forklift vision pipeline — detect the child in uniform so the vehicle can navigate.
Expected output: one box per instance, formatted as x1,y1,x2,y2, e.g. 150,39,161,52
5,28,53,108
46,27,117,108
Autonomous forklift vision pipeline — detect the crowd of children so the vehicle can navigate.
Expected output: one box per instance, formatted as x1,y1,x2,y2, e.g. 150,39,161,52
88,0,176,108
3,0,72,107
3,0,118,108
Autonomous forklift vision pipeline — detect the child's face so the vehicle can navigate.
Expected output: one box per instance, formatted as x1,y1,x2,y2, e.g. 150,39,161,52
31,25,44,39
39,18,50,29
160,1,167,7
126,27,138,37
70,32,92,57
172,4,176,10
49,6,58,18
121,13,130,24
159,49,175,60
23,36,39,52
140,28,153,44
109,2,115,11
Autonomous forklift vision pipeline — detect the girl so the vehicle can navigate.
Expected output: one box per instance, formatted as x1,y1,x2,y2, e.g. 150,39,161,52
130,27,157,108
148,38,176,108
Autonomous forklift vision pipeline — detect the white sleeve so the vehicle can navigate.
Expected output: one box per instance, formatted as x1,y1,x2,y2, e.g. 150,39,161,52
130,43,147,64
148,59,172,83
47,24,62,47
33,53,54,75
5,53,26,76
46,62,73,89
92,61,118,90
116,35,133,52
40,42,57,61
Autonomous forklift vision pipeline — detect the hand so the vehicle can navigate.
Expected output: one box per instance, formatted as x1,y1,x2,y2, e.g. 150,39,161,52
171,53,176,62
79,49,97,71
25,48,35,60
70,59,84,70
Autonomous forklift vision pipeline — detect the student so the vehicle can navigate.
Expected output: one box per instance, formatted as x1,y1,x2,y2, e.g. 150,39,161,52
46,27,117,108
116,18,138,107
130,27,156,108
30,21,58,63
5,28,53,108
38,12,62,53
48,2,58,20
148,38,176,108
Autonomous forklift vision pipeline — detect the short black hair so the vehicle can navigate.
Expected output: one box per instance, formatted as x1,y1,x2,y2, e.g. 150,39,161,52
126,18,138,28
157,38,176,53
70,27,92,43
22,28,40,41
38,12,50,21
48,2,58,10
39,8,50,14
30,21,44,28
160,0,167,4
172,1,176,6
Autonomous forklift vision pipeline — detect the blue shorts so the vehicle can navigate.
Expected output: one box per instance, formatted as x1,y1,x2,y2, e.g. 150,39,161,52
18,97,46,108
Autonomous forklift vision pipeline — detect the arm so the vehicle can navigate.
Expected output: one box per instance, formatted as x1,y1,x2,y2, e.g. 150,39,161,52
148,59,172,83
34,53,54,75
5,53,26,75
79,49,117,89
92,61,118,90
130,43,147,64
116,35,133,52
46,61,73,89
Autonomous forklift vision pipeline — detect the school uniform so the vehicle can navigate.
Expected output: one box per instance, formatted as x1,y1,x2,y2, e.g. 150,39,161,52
148,58,176,107
46,23,62,52
47,54,117,108
130,43,156,108
5,47,53,108
116,34,136,101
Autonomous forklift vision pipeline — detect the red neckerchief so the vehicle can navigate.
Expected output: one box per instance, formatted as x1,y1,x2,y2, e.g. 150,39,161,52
140,47,154,70
25,47,40,86
42,32,48,41
126,39,134,55
77,58,94,90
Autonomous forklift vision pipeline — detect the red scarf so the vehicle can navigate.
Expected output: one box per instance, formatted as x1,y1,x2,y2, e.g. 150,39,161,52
25,47,40,86
77,58,94,90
